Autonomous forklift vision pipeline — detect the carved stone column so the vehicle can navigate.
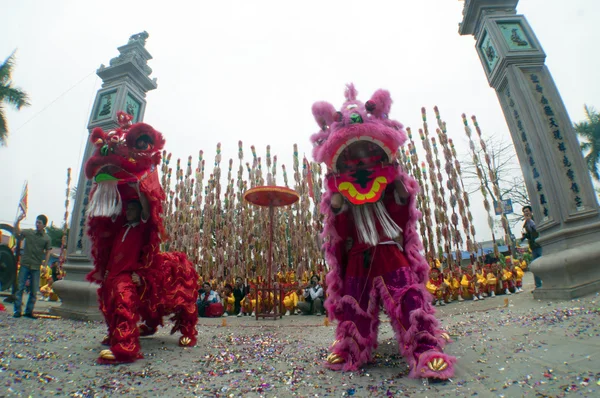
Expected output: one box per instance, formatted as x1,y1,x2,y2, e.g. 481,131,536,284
459,1,600,299
51,32,158,319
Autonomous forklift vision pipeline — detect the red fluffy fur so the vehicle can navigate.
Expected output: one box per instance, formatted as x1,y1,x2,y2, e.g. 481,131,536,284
125,123,166,152
85,118,199,359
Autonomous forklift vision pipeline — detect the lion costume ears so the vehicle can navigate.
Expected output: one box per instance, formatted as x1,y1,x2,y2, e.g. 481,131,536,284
310,85,394,132
311,102,337,131
367,89,393,119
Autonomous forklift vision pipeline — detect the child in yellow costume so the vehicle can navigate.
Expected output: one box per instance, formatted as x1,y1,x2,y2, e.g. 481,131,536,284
484,264,497,298
459,270,471,301
39,265,51,289
451,268,463,301
520,259,528,271
442,269,451,303
429,257,441,270
426,268,447,306
39,265,55,301
286,271,297,284
501,260,514,295
460,266,485,301
475,265,487,297
511,259,525,293
241,285,258,316
282,284,299,316
221,284,235,316
446,268,461,303
259,290,275,313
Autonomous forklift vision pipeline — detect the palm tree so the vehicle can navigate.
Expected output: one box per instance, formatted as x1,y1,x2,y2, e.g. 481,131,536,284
0,50,31,146
70,186,77,201
575,105,600,181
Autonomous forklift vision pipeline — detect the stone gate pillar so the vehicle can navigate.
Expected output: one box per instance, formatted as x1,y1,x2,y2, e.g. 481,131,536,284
459,0,600,299
51,32,158,319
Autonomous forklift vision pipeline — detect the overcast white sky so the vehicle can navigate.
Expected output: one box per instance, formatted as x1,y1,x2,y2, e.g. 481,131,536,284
1,0,598,242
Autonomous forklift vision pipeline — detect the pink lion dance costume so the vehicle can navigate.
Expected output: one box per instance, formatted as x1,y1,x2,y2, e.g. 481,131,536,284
85,112,198,364
311,85,456,379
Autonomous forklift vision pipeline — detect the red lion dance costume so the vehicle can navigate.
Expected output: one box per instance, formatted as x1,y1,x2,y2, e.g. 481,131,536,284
85,112,198,364
311,85,456,379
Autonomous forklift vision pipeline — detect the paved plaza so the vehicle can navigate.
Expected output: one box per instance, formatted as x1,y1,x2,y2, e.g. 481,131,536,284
1,273,599,397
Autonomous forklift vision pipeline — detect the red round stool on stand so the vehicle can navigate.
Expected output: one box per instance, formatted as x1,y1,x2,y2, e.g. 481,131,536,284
244,186,299,320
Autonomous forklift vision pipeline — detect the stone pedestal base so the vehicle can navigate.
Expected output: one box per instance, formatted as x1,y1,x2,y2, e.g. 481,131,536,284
530,242,600,300
50,258,102,321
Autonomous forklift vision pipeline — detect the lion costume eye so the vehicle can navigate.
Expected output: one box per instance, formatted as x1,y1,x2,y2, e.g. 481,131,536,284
135,135,153,151
349,113,363,124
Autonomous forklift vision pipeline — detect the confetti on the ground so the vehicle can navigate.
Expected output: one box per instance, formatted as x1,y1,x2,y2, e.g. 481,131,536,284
0,283,598,397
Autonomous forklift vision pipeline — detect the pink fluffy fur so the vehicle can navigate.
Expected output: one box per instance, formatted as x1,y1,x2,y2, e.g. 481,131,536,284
345,83,358,101
410,350,456,380
367,89,393,119
313,84,455,380
312,101,337,130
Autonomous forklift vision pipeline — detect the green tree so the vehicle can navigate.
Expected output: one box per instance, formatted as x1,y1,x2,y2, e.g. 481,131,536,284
574,105,600,181
0,50,31,146
46,224,68,248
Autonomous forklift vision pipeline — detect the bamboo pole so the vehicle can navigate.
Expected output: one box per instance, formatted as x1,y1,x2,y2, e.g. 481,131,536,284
472,115,513,256
462,114,500,259
434,107,463,269
57,167,72,276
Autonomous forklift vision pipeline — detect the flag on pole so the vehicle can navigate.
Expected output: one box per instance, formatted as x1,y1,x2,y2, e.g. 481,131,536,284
18,181,28,216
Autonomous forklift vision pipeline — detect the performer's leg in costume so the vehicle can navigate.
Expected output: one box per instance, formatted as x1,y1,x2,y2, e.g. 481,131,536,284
134,272,164,338
327,246,455,378
161,253,198,347
99,274,142,364
98,284,112,346
327,276,381,371
98,285,111,346
137,302,162,337
378,267,455,378
375,246,456,379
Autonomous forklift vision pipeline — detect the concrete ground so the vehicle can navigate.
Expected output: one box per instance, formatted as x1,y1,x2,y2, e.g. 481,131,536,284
0,272,599,397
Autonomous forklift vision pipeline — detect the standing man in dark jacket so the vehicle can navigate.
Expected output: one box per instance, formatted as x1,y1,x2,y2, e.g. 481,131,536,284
521,205,542,289
13,214,52,318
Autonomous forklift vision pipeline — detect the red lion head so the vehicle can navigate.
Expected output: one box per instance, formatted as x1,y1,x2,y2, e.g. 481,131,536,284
86,112,165,184
85,111,166,220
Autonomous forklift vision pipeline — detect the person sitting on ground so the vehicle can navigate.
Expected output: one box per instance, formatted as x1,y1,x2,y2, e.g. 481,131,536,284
240,284,257,316
197,282,222,317
283,283,300,316
221,284,235,317
233,277,249,316
297,275,324,315
426,267,447,306
511,258,525,293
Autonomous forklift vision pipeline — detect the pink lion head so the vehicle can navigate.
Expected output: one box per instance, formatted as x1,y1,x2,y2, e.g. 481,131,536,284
310,84,407,205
